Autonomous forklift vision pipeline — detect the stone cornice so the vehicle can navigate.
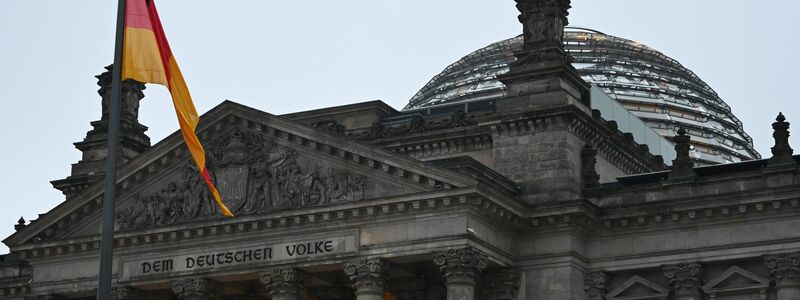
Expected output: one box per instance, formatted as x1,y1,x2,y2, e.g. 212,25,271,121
486,105,665,174
12,186,526,259
5,101,481,248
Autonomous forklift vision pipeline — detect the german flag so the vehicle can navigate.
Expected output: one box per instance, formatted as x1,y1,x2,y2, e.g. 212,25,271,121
121,0,233,217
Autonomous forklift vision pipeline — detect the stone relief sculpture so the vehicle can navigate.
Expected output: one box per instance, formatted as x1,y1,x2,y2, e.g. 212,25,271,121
118,130,366,231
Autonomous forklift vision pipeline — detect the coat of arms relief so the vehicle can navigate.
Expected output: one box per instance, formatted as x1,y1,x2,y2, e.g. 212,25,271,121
118,130,367,231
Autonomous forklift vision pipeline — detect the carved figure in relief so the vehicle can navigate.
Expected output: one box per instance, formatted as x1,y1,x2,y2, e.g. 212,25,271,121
117,130,368,231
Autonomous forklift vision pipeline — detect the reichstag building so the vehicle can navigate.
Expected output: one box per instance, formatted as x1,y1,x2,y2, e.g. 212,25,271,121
3,0,799,299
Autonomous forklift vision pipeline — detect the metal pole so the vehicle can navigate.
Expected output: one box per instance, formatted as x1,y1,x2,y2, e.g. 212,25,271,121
98,0,127,298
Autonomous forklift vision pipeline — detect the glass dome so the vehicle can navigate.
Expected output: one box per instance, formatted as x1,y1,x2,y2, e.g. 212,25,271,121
404,28,759,165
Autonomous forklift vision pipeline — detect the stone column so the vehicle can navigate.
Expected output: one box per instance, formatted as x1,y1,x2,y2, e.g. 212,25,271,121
583,271,608,300
478,268,521,300
171,278,220,300
764,253,800,300
433,247,488,300
259,268,310,300
111,287,147,300
662,263,703,300
344,257,388,300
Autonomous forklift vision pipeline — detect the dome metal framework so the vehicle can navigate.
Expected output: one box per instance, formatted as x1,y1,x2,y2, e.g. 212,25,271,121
404,28,760,165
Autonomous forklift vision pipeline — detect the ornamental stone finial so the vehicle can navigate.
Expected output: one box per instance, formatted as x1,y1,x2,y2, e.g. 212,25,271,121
669,128,696,181
14,217,26,231
583,271,608,300
662,263,703,300
514,0,571,49
259,268,310,299
768,112,796,166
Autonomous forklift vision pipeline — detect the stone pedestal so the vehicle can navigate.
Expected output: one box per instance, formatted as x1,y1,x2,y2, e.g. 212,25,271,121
259,268,309,300
344,258,388,300
171,278,219,300
662,263,703,300
433,248,488,300
765,253,800,300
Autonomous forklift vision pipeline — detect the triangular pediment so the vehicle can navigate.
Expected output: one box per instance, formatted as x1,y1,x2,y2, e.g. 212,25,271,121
606,275,668,300
5,101,483,248
701,265,769,294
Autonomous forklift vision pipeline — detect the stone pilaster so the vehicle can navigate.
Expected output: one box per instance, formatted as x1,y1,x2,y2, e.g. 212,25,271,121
259,268,310,300
662,263,703,300
764,252,800,300
669,128,697,181
111,286,147,300
478,268,521,300
768,112,796,167
344,258,389,300
170,278,220,300
433,247,488,300
583,271,607,300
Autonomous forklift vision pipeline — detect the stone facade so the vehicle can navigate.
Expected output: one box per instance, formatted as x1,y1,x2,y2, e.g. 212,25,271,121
3,0,800,299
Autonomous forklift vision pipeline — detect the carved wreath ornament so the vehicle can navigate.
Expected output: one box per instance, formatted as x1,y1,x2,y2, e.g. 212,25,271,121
118,130,367,230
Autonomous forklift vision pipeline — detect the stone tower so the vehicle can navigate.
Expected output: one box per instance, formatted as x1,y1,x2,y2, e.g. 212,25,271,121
50,65,151,198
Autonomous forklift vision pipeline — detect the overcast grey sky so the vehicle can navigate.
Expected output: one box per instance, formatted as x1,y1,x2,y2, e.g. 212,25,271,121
1,1,798,253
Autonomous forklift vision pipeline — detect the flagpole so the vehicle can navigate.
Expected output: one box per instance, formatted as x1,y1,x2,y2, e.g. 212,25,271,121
98,0,127,298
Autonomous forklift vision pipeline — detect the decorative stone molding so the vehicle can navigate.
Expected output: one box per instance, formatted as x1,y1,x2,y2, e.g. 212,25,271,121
581,144,601,192
701,265,769,300
662,262,703,299
583,271,607,300
768,112,796,167
764,252,800,288
118,130,368,231
606,275,668,300
479,268,521,300
344,257,388,298
433,247,489,285
259,268,310,299
111,286,147,300
170,278,220,300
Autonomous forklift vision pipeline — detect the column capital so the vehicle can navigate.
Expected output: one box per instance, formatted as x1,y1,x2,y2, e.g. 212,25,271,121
764,252,800,288
170,278,220,300
479,268,521,300
433,247,488,286
583,271,608,300
662,262,703,299
344,257,389,297
258,268,310,298
111,286,147,300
